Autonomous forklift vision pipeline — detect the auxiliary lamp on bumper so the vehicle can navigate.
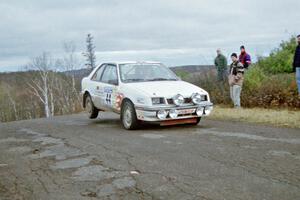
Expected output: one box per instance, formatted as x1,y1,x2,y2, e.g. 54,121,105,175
173,94,185,106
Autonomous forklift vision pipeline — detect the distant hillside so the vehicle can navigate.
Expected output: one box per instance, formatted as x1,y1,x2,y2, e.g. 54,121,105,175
64,68,93,79
170,65,214,73
170,65,216,80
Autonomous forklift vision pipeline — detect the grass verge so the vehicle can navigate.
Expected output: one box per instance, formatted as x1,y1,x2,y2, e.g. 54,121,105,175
208,106,300,129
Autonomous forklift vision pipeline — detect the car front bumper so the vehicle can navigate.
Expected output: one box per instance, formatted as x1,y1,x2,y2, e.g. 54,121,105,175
135,101,213,122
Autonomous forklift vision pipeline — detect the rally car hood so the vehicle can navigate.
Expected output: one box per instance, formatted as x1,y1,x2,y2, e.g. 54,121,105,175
123,81,207,98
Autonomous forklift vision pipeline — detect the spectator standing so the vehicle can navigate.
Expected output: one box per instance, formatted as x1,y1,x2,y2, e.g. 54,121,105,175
214,49,228,82
293,35,300,95
228,53,244,108
239,46,251,69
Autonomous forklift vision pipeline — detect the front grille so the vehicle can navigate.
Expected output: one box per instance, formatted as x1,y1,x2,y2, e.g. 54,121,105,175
184,98,192,103
167,98,191,105
167,99,173,104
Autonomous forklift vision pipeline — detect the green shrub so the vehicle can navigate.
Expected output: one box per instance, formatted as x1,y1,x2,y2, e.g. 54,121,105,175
241,73,299,108
243,67,267,90
174,70,190,79
256,37,297,74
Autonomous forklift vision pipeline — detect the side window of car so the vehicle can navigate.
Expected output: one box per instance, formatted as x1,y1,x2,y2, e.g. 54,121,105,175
91,65,105,81
101,65,118,85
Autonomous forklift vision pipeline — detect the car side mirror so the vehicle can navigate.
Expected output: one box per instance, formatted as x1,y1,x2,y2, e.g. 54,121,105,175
108,79,118,85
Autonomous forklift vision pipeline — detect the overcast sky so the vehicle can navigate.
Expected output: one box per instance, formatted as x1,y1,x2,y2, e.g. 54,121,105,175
0,0,299,72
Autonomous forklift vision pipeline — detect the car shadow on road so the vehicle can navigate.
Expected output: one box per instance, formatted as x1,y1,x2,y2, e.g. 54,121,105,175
89,117,210,132
90,118,121,126
140,122,209,131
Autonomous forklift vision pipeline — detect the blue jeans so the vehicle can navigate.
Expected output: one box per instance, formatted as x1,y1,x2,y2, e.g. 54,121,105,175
297,68,300,94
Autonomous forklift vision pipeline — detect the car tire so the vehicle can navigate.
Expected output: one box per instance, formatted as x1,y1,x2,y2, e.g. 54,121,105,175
85,95,99,119
121,100,139,130
191,117,201,125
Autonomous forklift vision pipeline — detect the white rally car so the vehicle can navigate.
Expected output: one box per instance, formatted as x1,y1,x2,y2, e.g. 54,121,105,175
81,61,213,130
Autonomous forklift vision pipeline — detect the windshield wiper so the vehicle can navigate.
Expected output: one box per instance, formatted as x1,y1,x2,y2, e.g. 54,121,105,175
147,78,178,81
123,78,145,82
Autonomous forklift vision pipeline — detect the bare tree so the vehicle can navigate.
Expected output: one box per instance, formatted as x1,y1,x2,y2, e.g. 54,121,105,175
1,83,18,120
27,52,55,118
61,41,81,112
82,33,96,69
63,41,79,90
0,82,19,120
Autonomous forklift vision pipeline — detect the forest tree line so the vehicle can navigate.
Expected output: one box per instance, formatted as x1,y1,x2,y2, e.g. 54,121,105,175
0,70,83,122
0,34,96,122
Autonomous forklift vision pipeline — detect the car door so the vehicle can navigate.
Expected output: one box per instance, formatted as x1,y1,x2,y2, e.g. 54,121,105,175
90,64,106,109
99,64,119,111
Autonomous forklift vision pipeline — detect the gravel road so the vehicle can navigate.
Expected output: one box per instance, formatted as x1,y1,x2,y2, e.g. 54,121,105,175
0,113,299,200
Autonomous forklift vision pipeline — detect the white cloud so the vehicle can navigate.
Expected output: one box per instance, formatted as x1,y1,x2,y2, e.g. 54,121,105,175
0,0,299,71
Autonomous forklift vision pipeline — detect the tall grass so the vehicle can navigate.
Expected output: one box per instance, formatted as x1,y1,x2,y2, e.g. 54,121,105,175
209,106,300,128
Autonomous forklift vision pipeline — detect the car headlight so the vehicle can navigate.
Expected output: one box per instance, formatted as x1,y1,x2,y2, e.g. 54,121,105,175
173,94,184,106
191,93,202,104
152,97,165,105
192,93,207,104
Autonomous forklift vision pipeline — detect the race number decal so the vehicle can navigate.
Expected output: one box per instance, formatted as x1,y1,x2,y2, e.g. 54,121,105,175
106,93,112,104
104,87,113,105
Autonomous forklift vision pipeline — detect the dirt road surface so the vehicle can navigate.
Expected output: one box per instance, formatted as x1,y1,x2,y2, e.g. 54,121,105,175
0,113,299,200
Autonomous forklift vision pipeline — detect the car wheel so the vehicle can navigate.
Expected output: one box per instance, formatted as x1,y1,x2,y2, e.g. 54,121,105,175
85,95,99,119
121,100,139,130
191,117,201,125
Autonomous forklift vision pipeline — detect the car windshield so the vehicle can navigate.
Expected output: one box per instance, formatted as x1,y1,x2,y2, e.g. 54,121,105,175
119,63,179,83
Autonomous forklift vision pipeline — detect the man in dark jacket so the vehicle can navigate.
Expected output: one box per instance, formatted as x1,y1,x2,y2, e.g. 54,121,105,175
293,35,300,95
214,49,228,82
239,46,251,69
